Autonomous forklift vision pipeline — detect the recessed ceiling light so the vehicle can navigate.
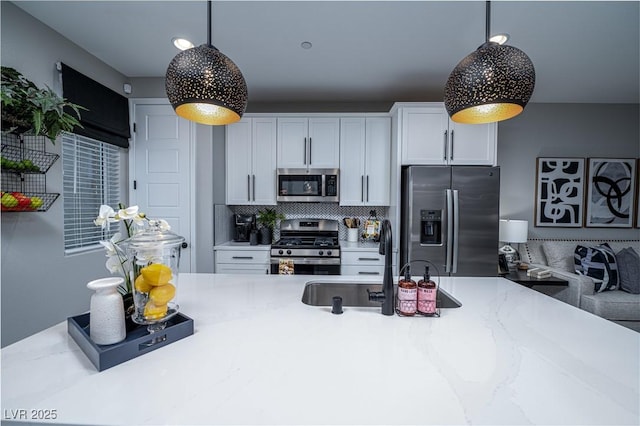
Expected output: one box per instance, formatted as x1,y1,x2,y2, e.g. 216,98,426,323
172,37,195,50
301,41,313,50
489,33,509,45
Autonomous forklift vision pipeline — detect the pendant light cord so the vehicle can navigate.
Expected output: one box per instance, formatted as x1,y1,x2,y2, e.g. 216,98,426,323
485,1,491,42
207,0,212,47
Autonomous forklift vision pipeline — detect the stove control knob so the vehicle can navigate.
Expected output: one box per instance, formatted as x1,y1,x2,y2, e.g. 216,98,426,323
278,249,284,255
327,250,332,256
318,250,324,256
286,249,292,255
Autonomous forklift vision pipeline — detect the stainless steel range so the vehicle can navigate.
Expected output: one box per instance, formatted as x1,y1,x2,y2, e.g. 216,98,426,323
270,219,340,275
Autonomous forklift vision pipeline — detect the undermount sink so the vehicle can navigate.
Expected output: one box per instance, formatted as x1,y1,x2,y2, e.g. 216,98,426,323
301,281,462,308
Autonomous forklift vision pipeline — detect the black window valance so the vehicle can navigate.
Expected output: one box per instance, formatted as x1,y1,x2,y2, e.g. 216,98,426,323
61,63,130,148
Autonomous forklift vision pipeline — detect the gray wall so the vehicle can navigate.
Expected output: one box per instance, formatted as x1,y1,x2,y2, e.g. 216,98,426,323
498,103,640,240
1,2,130,346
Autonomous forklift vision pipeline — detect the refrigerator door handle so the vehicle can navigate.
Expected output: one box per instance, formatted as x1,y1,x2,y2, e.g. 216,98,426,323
452,189,460,273
445,189,453,273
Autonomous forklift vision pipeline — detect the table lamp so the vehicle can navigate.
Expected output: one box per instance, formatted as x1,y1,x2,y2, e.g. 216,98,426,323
499,219,528,269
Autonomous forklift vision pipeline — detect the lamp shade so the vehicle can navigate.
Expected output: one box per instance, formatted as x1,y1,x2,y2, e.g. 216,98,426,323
165,44,248,126
499,219,528,243
444,42,535,124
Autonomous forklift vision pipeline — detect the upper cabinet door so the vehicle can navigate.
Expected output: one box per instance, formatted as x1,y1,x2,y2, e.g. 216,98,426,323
401,106,448,165
225,118,253,205
339,118,367,205
277,118,308,169
308,118,340,168
251,117,277,205
364,116,391,205
448,121,497,166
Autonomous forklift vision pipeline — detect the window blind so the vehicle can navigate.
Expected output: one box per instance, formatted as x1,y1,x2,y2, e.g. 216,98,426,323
62,132,121,253
61,63,131,149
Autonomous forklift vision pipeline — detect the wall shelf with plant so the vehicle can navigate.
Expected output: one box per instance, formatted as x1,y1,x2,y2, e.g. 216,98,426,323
1,66,84,212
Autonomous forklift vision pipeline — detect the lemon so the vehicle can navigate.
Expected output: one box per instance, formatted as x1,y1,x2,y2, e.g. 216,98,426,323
134,274,153,293
140,263,172,286
144,301,168,320
149,283,176,305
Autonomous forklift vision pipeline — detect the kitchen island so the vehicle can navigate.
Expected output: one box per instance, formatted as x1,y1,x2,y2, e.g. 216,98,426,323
2,274,638,425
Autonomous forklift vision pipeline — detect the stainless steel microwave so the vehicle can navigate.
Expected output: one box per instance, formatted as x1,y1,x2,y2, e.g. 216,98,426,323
276,168,339,202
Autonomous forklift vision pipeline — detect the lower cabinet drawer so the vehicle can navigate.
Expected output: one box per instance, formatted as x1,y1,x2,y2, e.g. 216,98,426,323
215,250,270,264
341,251,384,265
216,264,270,274
340,265,384,276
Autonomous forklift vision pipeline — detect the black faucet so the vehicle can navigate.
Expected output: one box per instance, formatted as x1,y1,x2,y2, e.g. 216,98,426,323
368,219,394,315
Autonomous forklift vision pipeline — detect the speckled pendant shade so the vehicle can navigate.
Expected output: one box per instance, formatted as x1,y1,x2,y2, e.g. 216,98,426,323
165,44,247,125
165,1,247,126
444,1,535,124
444,42,535,124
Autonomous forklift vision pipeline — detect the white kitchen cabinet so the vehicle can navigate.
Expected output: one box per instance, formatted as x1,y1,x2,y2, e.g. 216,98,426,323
226,117,277,205
341,249,385,276
277,117,340,169
214,247,270,274
339,117,391,206
399,103,496,166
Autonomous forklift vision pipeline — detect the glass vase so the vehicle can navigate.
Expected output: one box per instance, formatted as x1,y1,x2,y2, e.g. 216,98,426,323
125,222,185,334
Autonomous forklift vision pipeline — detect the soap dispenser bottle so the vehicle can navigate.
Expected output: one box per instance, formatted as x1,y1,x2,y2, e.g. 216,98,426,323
397,265,417,316
417,266,437,315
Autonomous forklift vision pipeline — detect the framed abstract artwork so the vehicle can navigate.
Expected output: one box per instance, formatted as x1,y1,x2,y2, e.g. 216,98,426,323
535,158,585,227
585,158,636,228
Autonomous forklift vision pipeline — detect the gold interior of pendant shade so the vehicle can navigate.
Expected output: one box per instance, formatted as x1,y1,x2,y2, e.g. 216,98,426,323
451,103,523,124
175,103,240,126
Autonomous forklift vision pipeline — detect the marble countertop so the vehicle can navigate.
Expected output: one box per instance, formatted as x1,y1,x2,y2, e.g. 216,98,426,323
2,274,638,425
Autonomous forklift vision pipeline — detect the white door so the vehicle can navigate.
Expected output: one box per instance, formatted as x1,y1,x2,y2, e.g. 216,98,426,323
339,117,366,205
251,117,277,205
401,107,448,165
448,121,497,166
131,101,193,272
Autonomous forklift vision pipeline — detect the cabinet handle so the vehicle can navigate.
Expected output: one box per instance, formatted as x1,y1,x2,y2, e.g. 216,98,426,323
358,257,380,261
232,256,254,260
366,175,370,202
308,137,312,164
443,130,448,161
361,175,364,202
358,271,380,275
450,130,454,161
247,175,251,202
252,175,256,201
303,137,307,165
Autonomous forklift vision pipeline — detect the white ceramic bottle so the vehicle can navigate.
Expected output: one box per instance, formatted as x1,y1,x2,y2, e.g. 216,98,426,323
87,277,126,345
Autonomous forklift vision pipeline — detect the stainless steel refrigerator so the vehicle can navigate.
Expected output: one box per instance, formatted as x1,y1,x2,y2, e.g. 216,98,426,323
400,166,500,277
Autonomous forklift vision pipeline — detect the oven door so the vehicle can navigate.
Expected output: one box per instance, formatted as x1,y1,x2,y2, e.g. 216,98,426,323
270,258,341,275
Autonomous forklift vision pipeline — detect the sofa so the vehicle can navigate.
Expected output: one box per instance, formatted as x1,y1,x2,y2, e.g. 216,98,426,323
521,238,640,332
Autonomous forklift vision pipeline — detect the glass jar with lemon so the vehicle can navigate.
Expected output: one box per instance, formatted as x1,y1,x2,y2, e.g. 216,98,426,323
125,222,185,331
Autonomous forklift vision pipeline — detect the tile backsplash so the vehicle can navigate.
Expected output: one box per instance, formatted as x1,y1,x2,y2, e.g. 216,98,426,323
230,204,389,241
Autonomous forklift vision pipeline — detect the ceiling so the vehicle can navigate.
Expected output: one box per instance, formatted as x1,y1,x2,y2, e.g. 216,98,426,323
13,1,640,104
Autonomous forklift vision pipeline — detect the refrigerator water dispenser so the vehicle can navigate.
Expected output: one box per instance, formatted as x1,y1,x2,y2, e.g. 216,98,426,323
420,210,442,245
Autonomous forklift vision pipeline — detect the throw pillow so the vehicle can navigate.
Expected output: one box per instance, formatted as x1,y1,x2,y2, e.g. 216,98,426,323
616,247,640,294
574,243,619,292
542,241,576,273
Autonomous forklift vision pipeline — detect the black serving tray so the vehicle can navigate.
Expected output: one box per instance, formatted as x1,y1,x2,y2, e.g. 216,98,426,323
67,312,194,372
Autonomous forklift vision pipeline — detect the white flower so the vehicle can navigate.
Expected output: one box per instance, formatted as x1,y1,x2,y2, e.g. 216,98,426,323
117,205,139,220
99,232,123,256
105,255,123,275
94,205,116,228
